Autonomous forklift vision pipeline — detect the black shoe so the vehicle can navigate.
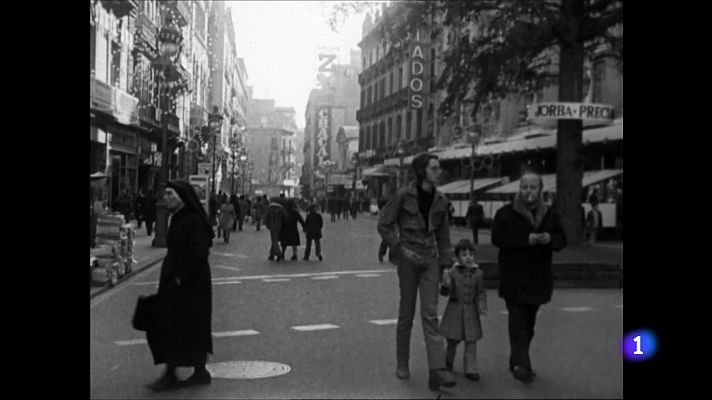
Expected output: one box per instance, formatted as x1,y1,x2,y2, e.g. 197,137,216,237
512,366,535,383
396,360,410,379
179,369,212,387
303,257,309,261
268,256,275,261
378,253,384,263
465,372,480,381
291,255,298,261
318,255,323,261
445,362,453,371
428,369,456,390
145,373,179,391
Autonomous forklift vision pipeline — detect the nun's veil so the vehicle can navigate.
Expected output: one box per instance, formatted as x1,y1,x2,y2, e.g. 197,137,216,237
166,180,215,241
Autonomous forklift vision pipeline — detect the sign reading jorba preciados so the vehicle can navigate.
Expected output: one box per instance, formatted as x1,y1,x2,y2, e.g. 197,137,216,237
528,102,615,123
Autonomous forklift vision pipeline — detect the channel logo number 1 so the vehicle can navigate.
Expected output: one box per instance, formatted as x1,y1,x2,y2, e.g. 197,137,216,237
622,329,658,362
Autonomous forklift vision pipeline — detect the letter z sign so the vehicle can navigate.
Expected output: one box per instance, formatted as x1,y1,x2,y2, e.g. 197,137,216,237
318,54,337,73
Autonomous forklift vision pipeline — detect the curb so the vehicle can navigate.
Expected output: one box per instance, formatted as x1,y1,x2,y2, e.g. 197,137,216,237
90,255,164,300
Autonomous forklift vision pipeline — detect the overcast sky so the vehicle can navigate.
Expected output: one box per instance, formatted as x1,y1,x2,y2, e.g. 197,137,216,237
230,1,370,130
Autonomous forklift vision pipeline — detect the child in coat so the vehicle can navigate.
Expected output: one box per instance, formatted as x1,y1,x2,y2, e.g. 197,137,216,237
439,239,487,381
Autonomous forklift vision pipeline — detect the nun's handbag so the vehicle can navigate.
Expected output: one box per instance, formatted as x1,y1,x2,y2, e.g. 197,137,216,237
132,293,159,331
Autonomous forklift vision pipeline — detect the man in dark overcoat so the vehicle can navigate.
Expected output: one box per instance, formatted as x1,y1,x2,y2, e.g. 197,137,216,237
145,180,215,391
465,196,485,244
264,197,288,261
491,171,567,383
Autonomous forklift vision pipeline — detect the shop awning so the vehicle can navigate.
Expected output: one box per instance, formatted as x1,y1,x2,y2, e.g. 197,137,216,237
363,164,388,177
487,169,623,194
438,178,505,194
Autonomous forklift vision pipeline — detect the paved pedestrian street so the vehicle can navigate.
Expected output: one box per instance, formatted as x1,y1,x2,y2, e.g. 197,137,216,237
90,217,622,399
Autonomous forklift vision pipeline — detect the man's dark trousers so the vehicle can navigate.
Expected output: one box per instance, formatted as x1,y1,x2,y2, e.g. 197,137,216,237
269,228,282,259
396,255,446,370
304,237,321,259
505,300,540,372
471,227,479,244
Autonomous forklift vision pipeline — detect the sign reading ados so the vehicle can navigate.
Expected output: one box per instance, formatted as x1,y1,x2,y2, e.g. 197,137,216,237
410,40,425,109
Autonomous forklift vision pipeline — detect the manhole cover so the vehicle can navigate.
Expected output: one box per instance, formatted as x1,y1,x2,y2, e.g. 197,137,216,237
206,361,291,379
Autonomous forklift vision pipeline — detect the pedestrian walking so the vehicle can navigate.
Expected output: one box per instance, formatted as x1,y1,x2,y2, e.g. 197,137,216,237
303,204,323,261
465,196,485,244
342,196,350,220
586,199,603,245
491,170,567,383
280,198,306,261
253,196,266,231
320,196,326,214
144,190,157,236
218,197,236,243
377,153,456,391
216,193,225,239
237,195,248,231
350,197,359,219
134,190,146,230
246,197,253,225
264,197,288,261
328,197,336,222
117,189,132,221
439,239,487,381
209,193,218,230
378,239,389,263
144,180,214,391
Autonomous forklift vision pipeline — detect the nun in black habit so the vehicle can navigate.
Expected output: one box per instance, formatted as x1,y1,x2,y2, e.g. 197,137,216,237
145,180,214,391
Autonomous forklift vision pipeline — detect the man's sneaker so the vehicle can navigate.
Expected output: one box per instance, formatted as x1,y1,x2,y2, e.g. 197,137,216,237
428,369,456,390
318,255,323,261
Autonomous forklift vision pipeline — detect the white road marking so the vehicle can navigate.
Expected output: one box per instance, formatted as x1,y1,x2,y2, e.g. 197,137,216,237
356,274,381,277
110,364,120,371
561,307,594,312
131,268,396,286
501,311,508,315
213,280,242,285
311,276,339,280
291,324,340,331
370,319,398,325
614,305,623,309
115,339,147,346
212,252,237,257
214,264,242,272
213,330,260,337
263,278,291,282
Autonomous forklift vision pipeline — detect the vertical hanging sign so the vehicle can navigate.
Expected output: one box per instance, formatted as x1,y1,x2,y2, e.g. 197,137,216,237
409,33,425,109
315,107,331,167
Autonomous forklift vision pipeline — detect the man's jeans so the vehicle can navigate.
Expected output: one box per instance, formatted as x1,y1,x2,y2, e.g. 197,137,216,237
396,255,446,371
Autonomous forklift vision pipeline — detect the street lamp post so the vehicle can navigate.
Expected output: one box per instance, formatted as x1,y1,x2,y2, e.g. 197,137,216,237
208,106,221,197
468,130,481,201
397,139,406,190
152,17,183,248
240,152,248,194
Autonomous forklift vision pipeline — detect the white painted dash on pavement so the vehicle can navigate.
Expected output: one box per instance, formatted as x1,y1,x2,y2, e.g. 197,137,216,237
356,274,381,278
370,319,398,325
291,324,339,331
311,276,339,280
214,264,241,272
614,305,623,309
213,330,260,337
561,307,594,312
263,278,291,282
213,280,242,285
500,311,509,315
212,252,237,257
115,339,147,346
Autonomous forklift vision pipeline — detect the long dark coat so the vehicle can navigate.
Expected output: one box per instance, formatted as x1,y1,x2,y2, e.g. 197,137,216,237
439,264,487,342
147,207,213,366
143,196,157,221
304,212,323,239
280,209,305,246
491,203,567,305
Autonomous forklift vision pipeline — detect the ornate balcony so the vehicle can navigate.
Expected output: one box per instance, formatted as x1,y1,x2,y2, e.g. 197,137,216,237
100,0,138,19
135,12,157,53
165,1,191,27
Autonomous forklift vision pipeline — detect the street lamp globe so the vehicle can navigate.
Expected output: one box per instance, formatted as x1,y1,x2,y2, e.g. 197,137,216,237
158,18,183,63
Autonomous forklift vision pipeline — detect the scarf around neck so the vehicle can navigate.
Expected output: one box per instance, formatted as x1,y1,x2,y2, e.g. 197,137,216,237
513,192,549,230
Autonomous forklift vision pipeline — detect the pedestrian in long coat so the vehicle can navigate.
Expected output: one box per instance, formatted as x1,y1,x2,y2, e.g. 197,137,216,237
219,198,236,243
143,191,157,236
280,198,306,260
237,196,248,231
439,239,487,380
264,198,288,261
491,171,566,383
465,197,485,244
303,204,324,261
145,180,214,391
134,190,146,230
230,194,240,232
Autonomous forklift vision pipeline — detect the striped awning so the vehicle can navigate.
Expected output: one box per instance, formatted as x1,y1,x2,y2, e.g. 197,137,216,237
487,169,623,194
438,178,506,194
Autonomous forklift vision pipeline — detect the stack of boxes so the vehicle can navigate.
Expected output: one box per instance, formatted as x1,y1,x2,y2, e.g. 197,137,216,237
90,214,134,287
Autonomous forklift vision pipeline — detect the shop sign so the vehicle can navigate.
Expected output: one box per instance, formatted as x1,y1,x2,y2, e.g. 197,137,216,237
527,102,615,124
410,35,425,109
153,152,162,167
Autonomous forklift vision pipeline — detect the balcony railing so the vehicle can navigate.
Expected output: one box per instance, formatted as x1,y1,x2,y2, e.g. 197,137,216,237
100,0,138,19
135,13,157,51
